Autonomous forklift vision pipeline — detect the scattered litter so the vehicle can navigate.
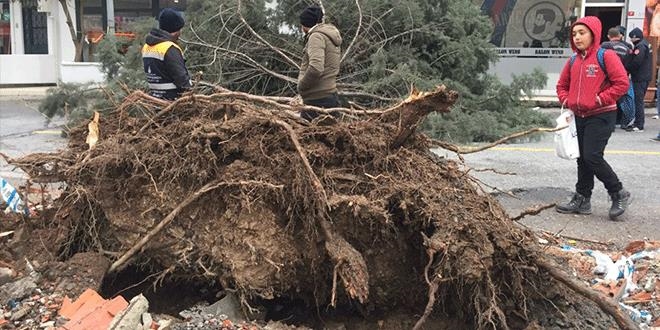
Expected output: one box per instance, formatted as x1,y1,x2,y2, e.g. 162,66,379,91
554,240,660,327
0,177,28,215
619,303,652,325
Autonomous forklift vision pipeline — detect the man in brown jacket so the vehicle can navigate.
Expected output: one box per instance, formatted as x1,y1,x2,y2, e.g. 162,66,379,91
298,5,343,121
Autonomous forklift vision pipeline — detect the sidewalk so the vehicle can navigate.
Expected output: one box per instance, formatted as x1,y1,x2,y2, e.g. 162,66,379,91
0,86,52,101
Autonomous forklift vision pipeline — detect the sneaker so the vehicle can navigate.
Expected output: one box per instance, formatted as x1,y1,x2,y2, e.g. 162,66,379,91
651,136,660,142
556,193,592,215
624,126,634,132
632,127,644,132
652,115,659,119
609,189,632,220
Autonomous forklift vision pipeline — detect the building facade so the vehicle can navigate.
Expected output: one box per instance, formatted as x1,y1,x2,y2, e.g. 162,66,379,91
0,0,655,90
481,0,652,97
0,0,186,85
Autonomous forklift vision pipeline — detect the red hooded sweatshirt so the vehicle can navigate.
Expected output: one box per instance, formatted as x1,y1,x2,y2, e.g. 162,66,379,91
556,16,629,118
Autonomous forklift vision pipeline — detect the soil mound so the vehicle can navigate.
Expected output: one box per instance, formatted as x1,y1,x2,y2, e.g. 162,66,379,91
5,87,632,329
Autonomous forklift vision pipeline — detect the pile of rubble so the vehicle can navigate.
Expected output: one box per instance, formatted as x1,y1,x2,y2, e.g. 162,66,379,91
545,237,660,328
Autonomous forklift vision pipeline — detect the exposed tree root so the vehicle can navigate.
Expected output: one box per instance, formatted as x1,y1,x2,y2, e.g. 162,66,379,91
108,180,284,274
536,257,639,330
5,86,636,329
511,204,556,221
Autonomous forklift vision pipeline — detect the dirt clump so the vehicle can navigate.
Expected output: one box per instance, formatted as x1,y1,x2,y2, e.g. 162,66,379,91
3,87,628,329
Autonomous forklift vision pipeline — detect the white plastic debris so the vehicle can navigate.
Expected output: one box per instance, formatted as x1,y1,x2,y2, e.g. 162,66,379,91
584,250,620,281
619,303,652,325
630,249,659,261
0,177,28,215
612,256,637,295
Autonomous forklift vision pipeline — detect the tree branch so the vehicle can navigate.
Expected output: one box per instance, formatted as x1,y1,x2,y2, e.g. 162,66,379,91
536,257,640,330
184,39,298,84
510,204,555,221
341,0,363,63
237,0,300,70
432,126,567,155
108,180,283,274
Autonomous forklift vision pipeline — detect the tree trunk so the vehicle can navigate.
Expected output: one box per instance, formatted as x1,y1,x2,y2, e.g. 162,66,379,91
58,0,84,62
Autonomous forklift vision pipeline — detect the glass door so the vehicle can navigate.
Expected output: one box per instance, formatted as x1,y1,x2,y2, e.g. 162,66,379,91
21,0,48,54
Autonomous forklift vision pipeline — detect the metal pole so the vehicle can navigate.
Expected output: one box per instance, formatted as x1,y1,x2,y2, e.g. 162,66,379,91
106,0,114,33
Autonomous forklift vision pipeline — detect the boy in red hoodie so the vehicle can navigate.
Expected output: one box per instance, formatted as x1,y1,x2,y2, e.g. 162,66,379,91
555,16,632,220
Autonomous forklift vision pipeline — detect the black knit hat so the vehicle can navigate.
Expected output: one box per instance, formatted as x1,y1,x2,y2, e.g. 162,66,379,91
299,5,323,28
629,27,643,39
159,8,185,33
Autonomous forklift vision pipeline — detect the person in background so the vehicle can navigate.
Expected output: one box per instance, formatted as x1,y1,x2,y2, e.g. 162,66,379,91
555,16,632,220
297,5,343,121
626,28,652,132
655,66,660,119
142,8,191,100
601,27,633,128
601,27,632,66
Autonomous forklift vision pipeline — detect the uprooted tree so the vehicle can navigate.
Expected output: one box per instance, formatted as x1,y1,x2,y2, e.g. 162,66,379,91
39,0,551,143
5,85,638,329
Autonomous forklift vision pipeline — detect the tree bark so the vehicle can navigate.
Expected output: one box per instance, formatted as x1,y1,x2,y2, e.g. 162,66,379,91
536,257,640,330
58,0,83,62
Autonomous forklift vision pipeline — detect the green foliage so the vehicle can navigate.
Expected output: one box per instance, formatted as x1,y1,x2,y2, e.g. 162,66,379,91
97,18,154,88
40,19,152,125
423,69,552,143
40,0,553,143
39,83,98,125
184,0,287,93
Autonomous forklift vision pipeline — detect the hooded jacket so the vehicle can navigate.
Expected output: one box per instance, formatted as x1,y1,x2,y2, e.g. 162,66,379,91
142,28,191,100
556,17,629,118
298,23,343,101
600,39,632,69
627,28,652,82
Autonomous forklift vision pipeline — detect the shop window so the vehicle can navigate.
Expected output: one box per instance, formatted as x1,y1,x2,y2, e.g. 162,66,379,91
159,0,187,11
477,0,582,48
114,0,153,32
0,0,10,54
80,0,103,61
21,0,48,54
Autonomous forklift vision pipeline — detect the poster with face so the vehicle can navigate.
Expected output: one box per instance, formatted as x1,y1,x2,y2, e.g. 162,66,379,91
478,0,581,48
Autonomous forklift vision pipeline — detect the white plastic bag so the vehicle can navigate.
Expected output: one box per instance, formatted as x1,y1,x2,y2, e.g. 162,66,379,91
554,108,580,160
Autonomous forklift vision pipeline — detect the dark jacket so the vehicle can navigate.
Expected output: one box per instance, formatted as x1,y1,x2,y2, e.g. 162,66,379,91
600,40,632,69
556,16,629,118
628,28,652,82
298,23,342,101
142,28,191,100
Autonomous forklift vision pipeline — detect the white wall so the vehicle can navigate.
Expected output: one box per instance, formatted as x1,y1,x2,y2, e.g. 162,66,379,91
0,0,79,84
56,0,76,64
60,61,104,84
0,55,58,84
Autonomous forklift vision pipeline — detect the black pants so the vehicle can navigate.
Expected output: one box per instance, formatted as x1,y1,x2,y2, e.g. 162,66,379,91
632,81,648,129
301,93,340,121
575,111,622,197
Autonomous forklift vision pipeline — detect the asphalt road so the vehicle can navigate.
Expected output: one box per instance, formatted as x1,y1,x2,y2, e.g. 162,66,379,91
0,99,66,182
434,107,660,247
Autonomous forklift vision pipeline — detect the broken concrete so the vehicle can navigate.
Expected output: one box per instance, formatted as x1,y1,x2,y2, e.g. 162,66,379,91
108,294,149,330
